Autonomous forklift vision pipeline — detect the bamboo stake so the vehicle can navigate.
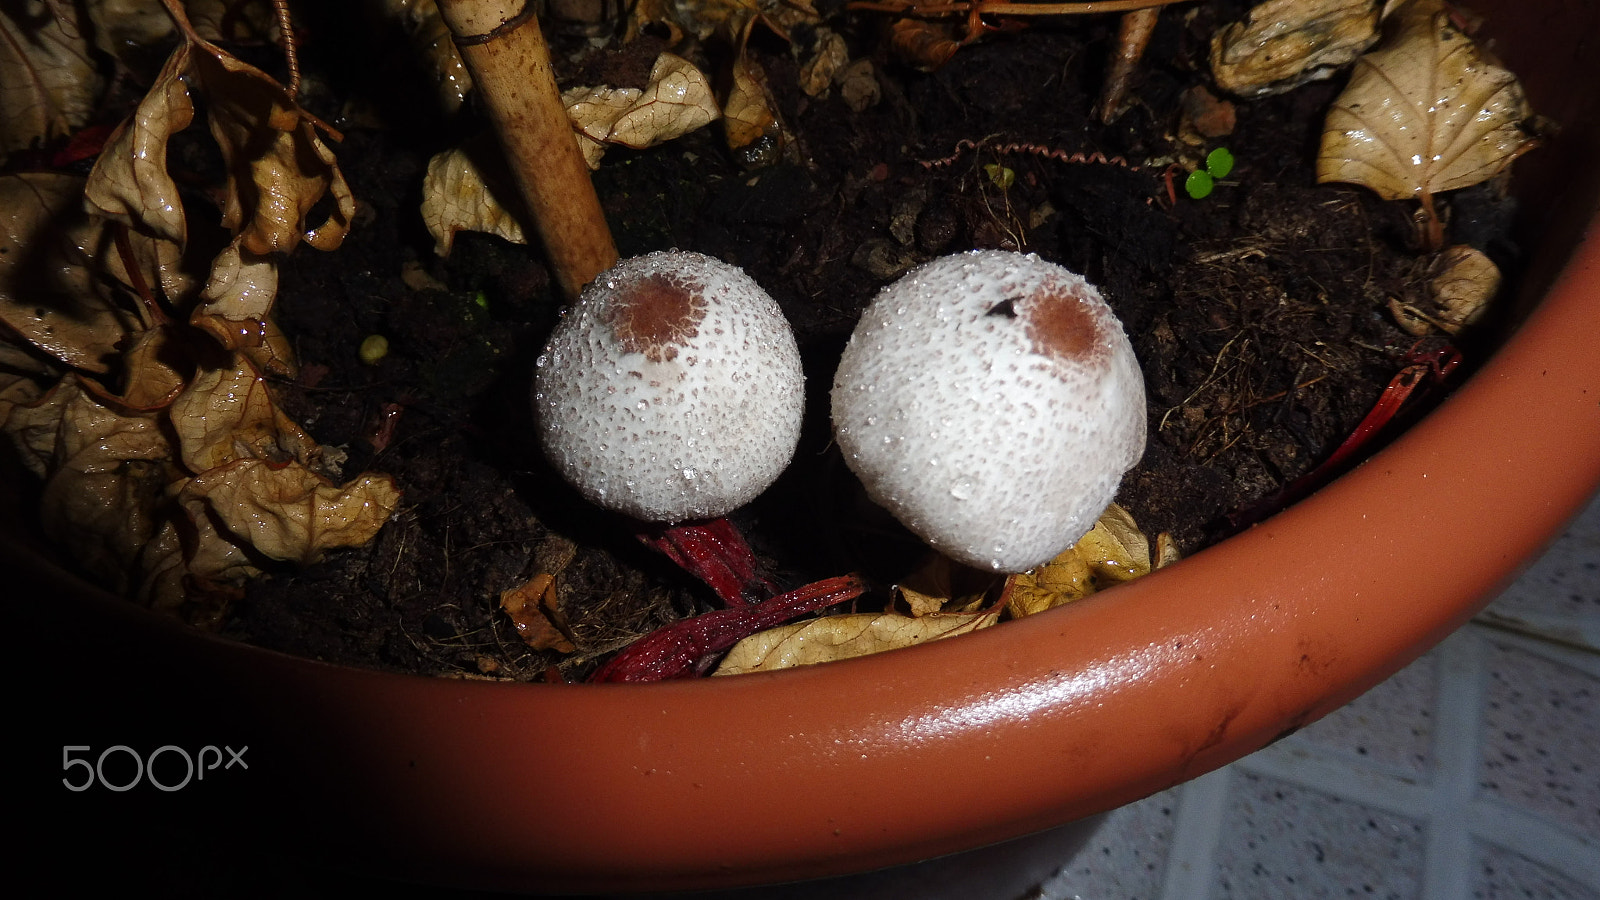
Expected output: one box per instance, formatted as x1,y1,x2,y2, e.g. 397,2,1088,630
435,0,619,300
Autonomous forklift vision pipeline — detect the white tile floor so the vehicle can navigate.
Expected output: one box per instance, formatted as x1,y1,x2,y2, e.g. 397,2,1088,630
1035,490,1600,900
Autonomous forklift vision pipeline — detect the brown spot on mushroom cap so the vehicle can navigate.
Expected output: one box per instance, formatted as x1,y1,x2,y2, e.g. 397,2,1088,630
603,273,705,363
1025,281,1105,364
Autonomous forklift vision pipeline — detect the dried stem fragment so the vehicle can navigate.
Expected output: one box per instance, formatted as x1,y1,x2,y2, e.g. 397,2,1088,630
435,0,618,299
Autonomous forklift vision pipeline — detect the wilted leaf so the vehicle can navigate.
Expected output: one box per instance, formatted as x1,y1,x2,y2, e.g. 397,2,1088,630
0,173,143,373
1210,0,1380,97
1318,0,1536,217
1008,503,1169,618
0,0,99,155
797,27,848,97
84,0,175,66
379,0,472,113
190,240,296,375
420,142,528,257
501,573,576,653
38,378,179,593
723,42,785,165
1391,243,1501,335
713,608,1000,676
894,553,998,616
114,325,187,411
169,355,317,473
188,40,355,254
562,53,720,169
184,459,400,564
2,371,77,477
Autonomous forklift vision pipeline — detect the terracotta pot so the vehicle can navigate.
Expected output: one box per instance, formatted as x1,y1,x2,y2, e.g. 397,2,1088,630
16,1,1600,893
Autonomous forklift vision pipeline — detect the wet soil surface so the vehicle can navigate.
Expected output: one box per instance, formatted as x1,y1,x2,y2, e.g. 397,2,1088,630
216,3,1511,680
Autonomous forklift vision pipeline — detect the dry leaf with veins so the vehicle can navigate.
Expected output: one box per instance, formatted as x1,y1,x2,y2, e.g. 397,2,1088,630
712,608,1001,676
0,173,141,375
1317,0,1537,247
1,1,397,622
0,0,99,155
420,140,528,257
562,53,721,168
183,460,402,566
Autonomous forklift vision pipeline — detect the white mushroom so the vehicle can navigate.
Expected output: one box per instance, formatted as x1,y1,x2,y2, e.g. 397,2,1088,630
534,250,804,523
830,250,1147,573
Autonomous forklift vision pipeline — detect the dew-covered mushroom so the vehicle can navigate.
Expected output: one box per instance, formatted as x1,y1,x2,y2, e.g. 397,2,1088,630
534,250,805,525
831,250,1147,573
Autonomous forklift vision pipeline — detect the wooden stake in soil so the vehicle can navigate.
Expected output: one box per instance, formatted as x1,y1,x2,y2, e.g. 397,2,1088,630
436,0,619,300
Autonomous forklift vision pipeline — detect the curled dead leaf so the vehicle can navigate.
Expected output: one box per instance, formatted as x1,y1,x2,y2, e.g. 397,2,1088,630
169,355,318,474
0,0,99,155
1008,503,1172,618
1317,0,1537,243
562,53,720,169
420,142,528,257
712,608,1000,676
1210,0,1380,97
183,459,400,565
0,173,141,374
501,573,577,653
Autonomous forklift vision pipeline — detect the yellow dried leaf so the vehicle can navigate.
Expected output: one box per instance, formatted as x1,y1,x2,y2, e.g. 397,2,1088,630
115,326,187,411
2,371,78,477
1209,0,1380,97
189,45,355,254
723,45,782,161
183,459,400,565
379,0,472,113
501,573,576,653
1317,0,1536,206
712,608,1000,676
0,0,99,155
420,143,528,257
168,355,317,473
1007,503,1164,618
894,553,999,616
190,240,297,375
562,53,720,169
1427,244,1499,334
0,173,141,373
38,378,179,593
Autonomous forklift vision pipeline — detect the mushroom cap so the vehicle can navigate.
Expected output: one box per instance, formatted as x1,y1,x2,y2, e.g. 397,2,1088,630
830,250,1147,572
535,251,804,523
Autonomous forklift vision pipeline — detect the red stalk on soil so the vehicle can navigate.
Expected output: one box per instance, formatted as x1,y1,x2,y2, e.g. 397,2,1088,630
590,574,868,682
1230,343,1462,530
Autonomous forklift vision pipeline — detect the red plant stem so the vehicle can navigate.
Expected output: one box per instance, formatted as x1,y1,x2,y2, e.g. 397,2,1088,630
1229,345,1461,530
640,518,777,609
590,575,868,682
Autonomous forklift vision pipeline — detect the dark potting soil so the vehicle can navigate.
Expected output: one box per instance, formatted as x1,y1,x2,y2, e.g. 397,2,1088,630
215,4,1514,681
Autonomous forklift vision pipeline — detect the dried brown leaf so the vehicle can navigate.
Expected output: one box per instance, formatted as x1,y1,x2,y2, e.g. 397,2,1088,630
712,608,1000,676
420,143,528,257
501,573,576,653
169,354,317,473
0,173,145,373
38,377,179,593
1210,0,1380,97
189,44,354,254
183,458,400,565
1318,0,1536,207
0,0,99,155
562,53,720,169
1008,503,1160,618
191,240,296,375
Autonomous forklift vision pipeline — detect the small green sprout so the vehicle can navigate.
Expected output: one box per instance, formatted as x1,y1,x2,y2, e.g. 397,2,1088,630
983,163,1016,190
473,290,489,310
1184,147,1236,200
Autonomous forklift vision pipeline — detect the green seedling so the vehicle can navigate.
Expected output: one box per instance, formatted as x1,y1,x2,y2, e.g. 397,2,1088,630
1185,147,1235,200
